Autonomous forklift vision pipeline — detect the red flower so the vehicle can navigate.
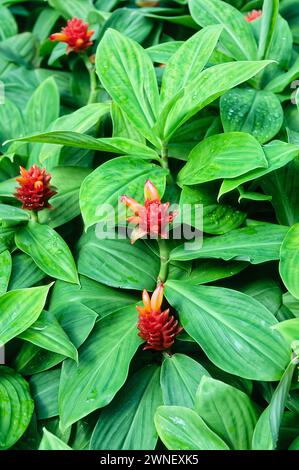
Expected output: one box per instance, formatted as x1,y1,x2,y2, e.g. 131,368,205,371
136,283,183,351
245,10,262,22
15,165,57,212
121,179,176,244
50,18,94,54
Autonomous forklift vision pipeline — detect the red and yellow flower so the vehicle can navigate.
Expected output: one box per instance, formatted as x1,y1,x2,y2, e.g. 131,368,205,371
121,179,176,244
15,165,57,211
50,18,94,54
136,283,183,351
245,10,262,22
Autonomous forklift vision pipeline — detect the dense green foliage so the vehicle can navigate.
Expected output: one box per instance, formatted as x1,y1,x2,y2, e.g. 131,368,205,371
0,0,298,451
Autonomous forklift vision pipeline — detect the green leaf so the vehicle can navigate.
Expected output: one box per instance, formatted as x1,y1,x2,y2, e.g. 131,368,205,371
279,224,299,300
50,275,136,318
19,310,78,362
189,0,258,60
252,360,297,450
0,99,24,146
220,88,283,144
98,7,154,43
0,250,11,296
30,369,60,420
37,166,91,229
161,353,210,407
14,303,97,376
165,280,290,380
0,6,17,40
177,132,267,185
0,284,51,345
39,428,72,451
58,305,143,428
80,156,167,229
0,366,34,450
78,228,159,291
261,160,299,226
188,259,248,285
37,103,110,167
0,203,30,223
25,77,60,134
48,0,95,20
160,25,223,106
289,436,299,450
156,60,272,141
258,0,279,59
146,41,183,64
155,406,229,450
195,376,258,449
170,224,289,264
15,221,79,284
219,141,299,198
272,318,299,348
111,101,145,144
96,29,160,146
10,131,160,161
90,365,162,450
9,253,45,290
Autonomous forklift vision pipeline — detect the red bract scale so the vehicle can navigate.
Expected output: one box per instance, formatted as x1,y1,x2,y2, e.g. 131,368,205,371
15,165,57,211
136,283,183,351
245,10,262,22
50,18,94,54
121,179,176,244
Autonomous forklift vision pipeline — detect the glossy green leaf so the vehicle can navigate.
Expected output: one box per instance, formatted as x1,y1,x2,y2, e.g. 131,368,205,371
289,436,299,450
0,284,51,345
155,406,229,450
50,276,136,318
170,224,288,263
272,318,299,349
189,0,258,61
195,376,258,449
25,77,60,134
30,369,60,420
0,204,30,223
19,310,78,362
157,60,272,141
10,131,160,161
165,280,290,380
80,156,167,229
161,353,210,407
90,365,162,450
14,303,97,375
58,305,143,428
258,0,279,59
0,250,11,296
220,88,283,144
252,360,297,450
96,28,160,146
78,228,159,291
188,259,248,285
0,366,34,450
261,160,299,226
178,132,267,185
219,141,299,198
15,221,79,284
279,224,299,299
37,166,91,229
48,0,95,20
39,428,72,451
160,25,223,105
8,253,45,290
0,6,17,40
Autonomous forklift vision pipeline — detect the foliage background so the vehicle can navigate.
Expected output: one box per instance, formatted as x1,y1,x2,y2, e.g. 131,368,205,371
0,0,299,451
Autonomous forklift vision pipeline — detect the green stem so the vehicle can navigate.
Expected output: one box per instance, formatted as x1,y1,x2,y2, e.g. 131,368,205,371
82,55,99,104
157,238,170,284
161,143,169,170
30,211,38,222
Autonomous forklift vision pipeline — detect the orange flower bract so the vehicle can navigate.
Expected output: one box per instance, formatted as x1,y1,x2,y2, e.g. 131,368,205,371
50,17,94,54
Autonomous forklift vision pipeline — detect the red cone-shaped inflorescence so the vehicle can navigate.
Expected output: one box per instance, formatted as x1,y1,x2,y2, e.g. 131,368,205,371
15,165,57,211
121,179,176,244
50,18,94,54
245,9,262,22
136,283,183,351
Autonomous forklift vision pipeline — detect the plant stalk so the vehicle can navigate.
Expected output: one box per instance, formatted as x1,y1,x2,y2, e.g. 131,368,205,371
157,237,170,284
82,55,99,104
